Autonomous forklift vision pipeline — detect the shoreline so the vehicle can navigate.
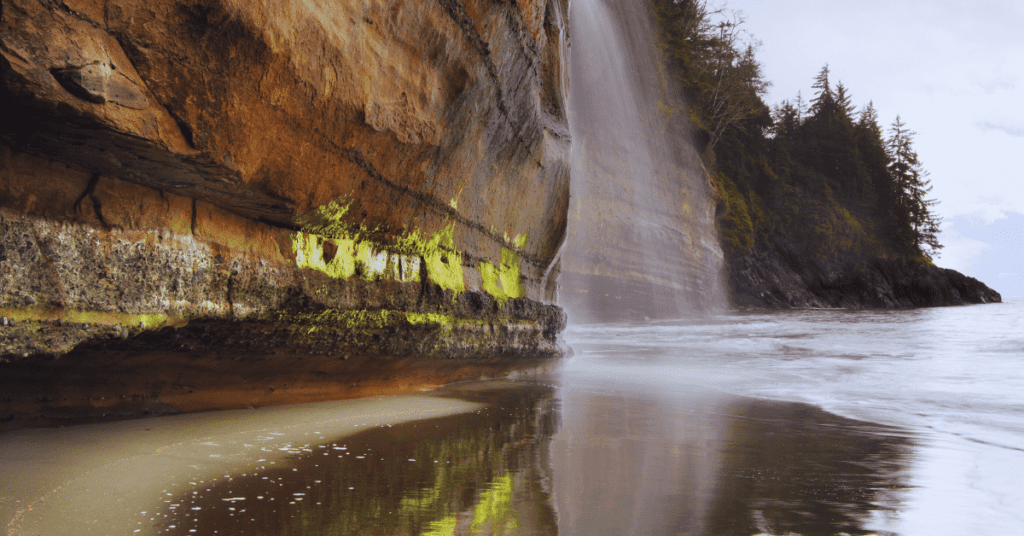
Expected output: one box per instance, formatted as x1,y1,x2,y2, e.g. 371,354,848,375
0,390,488,536
0,339,562,432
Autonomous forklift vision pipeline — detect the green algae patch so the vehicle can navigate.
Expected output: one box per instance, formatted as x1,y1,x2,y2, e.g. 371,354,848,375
294,198,535,300
422,516,459,536
416,224,466,294
714,173,754,257
478,234,528,305
355,241,388,281
293,232,358,280
479,261,508,303
499,246,526,299
294,198,464,293
294,197,363,240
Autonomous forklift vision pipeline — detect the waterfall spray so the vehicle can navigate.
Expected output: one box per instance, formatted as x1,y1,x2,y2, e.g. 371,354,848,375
560,0,727,322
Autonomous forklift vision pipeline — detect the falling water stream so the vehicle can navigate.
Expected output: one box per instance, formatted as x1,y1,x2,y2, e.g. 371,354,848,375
559,0,726,322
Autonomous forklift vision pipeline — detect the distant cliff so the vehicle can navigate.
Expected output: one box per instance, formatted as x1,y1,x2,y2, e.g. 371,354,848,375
650,0,1001,310
0,0,571,428
727,240,1001,309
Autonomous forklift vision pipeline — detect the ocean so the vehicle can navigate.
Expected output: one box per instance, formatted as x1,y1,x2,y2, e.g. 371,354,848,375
554,299,1024,535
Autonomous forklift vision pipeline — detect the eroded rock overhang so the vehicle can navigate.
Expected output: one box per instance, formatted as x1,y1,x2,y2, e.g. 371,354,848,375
0,0,572,427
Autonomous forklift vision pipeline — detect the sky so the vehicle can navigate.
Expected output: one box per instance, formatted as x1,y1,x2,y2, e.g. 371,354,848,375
724,0,1023,298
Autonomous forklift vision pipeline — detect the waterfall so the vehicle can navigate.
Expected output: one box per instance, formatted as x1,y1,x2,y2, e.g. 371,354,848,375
559,0,727,322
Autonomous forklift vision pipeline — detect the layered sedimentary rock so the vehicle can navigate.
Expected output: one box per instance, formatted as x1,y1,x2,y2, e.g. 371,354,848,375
559,0,725,322
0,0,571,427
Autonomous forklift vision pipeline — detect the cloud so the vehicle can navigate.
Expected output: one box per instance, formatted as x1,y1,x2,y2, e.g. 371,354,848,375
935,224,991,273
976,75,1018,94
978,122,1024,137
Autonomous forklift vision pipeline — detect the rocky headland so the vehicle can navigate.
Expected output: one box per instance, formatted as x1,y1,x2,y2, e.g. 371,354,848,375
726,240,1002,309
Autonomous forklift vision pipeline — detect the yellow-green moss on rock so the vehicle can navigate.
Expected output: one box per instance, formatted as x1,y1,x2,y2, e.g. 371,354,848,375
714,173,754,257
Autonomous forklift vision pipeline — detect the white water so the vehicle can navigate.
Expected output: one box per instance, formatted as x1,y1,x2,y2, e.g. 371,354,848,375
561,0,726,320
559,300,1024,534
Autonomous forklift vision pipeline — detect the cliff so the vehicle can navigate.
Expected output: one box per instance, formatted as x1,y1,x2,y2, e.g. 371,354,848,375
727,240,1002,309
0,0,571,428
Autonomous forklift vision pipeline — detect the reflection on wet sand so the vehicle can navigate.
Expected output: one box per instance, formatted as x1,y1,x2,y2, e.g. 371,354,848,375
158,381,913,536
705,400,912,536
160,383,560,535
552,385,915,536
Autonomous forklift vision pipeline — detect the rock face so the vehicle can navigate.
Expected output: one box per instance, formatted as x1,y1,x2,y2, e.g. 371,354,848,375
728,242,1002,309
0,0,571,428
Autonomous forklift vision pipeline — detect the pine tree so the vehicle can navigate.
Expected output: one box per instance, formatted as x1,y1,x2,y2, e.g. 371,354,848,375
886,116,942,257
854,101,888,214
835,81,856,118
801,67,866,194
809,64,835,117
793,91,807,122
771,100,800,138
857,101,882,137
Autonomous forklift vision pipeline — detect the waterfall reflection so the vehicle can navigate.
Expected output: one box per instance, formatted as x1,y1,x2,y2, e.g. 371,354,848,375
551,387,915,536
160,383,559,535
159,382,912,535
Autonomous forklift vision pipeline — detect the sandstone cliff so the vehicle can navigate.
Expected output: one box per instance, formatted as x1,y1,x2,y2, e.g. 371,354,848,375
0,0,571,428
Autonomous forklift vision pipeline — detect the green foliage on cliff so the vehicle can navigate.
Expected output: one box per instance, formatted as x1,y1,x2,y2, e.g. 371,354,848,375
714,171,754,256
651,0,942,265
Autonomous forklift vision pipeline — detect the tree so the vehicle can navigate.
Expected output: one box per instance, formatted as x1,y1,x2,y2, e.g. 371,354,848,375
793,91,807,122
653,0,771,152
853,101,888,212
771,99,801,138
835,82,856,118
886,116,942,257
801,66,867,193
809,64,835,118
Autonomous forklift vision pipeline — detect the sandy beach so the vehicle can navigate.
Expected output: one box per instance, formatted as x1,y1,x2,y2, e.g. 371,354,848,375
0,392,483,536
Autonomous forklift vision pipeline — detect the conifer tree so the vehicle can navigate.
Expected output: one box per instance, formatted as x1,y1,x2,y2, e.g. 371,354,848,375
771,100,800,138
857,102,882,137
802,67,866,193
854,101,888,213
793,91,807,122
809,64,835,117
886,116,942,257
835,82,856,118
652,0,770,152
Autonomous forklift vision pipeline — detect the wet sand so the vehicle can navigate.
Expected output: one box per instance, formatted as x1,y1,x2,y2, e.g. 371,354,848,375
549,382,915,536
0,392,483,536
2,376,923,536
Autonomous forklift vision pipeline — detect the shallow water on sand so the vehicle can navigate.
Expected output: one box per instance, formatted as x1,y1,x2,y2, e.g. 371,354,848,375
3,301,1020,535
557,299,1024,535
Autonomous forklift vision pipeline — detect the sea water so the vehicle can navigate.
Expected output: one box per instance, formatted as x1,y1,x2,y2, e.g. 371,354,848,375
555,299,1024,535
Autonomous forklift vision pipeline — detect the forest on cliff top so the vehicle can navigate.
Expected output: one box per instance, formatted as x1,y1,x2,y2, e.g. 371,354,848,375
651,0,942,277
